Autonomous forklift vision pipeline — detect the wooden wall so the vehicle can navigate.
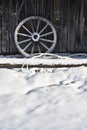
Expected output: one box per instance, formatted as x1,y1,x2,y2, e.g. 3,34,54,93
0,0,87,54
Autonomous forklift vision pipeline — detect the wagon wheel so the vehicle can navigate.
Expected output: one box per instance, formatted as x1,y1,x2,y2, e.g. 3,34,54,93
14,16,57,57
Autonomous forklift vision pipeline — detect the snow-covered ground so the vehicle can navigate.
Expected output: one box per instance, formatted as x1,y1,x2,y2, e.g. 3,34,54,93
0,66,87,130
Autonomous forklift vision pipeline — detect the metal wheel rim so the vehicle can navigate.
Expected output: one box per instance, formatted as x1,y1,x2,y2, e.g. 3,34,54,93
14,16,57,57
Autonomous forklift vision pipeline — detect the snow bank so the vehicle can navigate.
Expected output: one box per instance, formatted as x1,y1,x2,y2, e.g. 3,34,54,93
0,66,87,130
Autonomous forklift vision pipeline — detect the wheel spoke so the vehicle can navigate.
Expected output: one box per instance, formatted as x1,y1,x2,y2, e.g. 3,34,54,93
22,25,32,35
40,41,49,50
37,45,41,53
18,33,31,38
31,44,35,54
39,24,48,34
30,21,35,33
36,20,40,32
40,31,53,37
23,41,32,51
18,39,31,44
40,38,54,43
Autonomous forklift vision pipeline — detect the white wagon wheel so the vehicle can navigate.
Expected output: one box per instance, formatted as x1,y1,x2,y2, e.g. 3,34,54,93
14,16,57,57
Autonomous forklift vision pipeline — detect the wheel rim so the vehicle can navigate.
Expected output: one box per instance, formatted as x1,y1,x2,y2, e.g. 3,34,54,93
14,16,57,57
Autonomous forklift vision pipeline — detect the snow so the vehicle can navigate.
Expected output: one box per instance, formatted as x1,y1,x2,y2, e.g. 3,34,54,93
0,66,87,130
0,53,87,66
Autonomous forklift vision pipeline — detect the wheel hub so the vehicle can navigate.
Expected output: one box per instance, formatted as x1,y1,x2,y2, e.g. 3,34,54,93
32,33,40,42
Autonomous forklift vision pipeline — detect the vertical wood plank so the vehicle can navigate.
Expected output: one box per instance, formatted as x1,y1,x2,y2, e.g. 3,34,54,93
67,0,76,52
83,0,87,52
0,1,2,53
75,0,83,52
1,0,10,54
80,0,84,52
54,0,61,52
0,16,1,53
59,0,68,52
9,0,18,53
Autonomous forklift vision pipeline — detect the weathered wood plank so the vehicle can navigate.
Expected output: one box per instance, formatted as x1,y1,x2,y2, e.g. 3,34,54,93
66,0,76,52
82,0,87,52
54,0,61,52
75,0,84,52
1,0,7,53
0,63,87,68
9,0,19,54
1,0,11,54
59,0,68,52
0,16,1,53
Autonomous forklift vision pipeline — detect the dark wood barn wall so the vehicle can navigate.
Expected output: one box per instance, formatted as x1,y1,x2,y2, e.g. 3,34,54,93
0,0,87,54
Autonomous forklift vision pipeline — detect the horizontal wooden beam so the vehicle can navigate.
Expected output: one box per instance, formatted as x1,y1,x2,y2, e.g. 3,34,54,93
0,63,87,68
